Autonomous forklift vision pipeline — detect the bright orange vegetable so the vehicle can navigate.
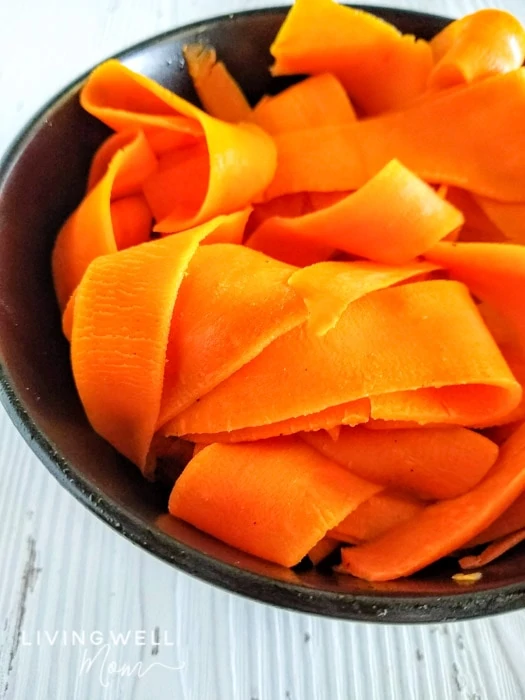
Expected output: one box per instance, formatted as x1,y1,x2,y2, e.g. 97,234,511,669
259,160,463,267
334,70,525,202
460,529,525,570
110,195,152,249
473,197,525,245
270,0,433,115
340,422,525,580
168,437,382,566
288,259,440,335
173,400,370,443
70,214,250,474
82,60,277,232
167,281,520,436
157,243,307,426
331,491,425,544
308,537,340,565
252,73,355,134
183,44,252,123
303,425,498,499
86,129,158,196
446,188,508,243
429,10,525,89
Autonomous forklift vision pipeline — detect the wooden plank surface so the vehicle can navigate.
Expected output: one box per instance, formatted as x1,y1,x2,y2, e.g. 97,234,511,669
1,1,525,698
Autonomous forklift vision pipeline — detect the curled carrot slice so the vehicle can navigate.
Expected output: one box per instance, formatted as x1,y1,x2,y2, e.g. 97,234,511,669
168,436,382,567
82,60,277,232
183,44,252,123
468,491,525,546
446,188,508,243
259,160,463,266
252,73,355,134
331,491,425,544
70,213,249,474
110,195,152,250
459,529,525,570
270,0,432,115
429,9,525,89
473,197,525,245
303,425,498,499
288,259,440,335
157,243,307,426
339,422,525,580
167,281,520,436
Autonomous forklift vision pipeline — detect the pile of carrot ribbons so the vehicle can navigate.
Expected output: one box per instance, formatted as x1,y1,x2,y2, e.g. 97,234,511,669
52,0,525,581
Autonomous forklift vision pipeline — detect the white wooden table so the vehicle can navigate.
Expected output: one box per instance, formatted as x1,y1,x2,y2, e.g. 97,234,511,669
2,1,525,698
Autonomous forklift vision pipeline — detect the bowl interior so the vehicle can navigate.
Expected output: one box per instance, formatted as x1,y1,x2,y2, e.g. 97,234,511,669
2,6,525,622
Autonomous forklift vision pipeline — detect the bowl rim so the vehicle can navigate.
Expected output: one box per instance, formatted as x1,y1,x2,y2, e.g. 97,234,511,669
3,5,525,624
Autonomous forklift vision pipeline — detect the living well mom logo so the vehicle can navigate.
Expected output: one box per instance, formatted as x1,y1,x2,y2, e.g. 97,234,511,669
21,629,184,687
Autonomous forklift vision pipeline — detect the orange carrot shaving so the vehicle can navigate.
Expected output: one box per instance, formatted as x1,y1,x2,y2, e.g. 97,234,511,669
340,422,525,580
252,73,355,134
270,0,432,115
303,425,498,499
183,44,252,123
429,10,525,89
308,537,340,565
460,529,525,570
168,437,382,566
110,195,152,249
330,491,425,544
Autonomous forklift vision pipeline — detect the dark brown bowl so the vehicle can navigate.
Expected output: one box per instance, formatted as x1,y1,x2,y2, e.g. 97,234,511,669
2,6,525,623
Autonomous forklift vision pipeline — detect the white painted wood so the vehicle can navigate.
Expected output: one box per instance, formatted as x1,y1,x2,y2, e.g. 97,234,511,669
1,1,525,698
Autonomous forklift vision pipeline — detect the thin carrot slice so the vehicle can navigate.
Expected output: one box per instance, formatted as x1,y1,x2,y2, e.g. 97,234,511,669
70,214,248,474
252,73,356,135
183,44,252,123
330,491,425,544
429,10,525,89
173,400,370,443
110,195,152,249
303,425,498,499
262,160,463,265
86,130,158,197
468,492,525,547
446,188,508,243
473,196,525,245
460,529,525,570
264,126,367,200
167,281,520,436
344,70,525,202
157,243,307,426
168,436,383,567
339,422,525,581
270,0,432,115
288,259,440,335
82,60,277,231
308,537,340,565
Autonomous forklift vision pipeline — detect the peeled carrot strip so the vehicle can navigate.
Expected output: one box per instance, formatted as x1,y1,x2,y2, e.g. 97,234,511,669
86,130,158,197
429,10,525,89
331,491,425,544
425,243,525,339
270,0,432,115
303,425,498,499
339,422,525,580
261,160,463,267
157,243,307,426
168,437,382,566
473,197,525,245
81,60,203,152
247,224,334,267
308,537,340,565
110,195,152,249
70,214,248,474
252,73,355,135
183,44,252,123
460,529,525,570
82,60,277,232
173,400,370,443
288,259,440,335
264,126,367,200
167,281,520,436
53,131,160,310
344,70,525,202
446,188,508,243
